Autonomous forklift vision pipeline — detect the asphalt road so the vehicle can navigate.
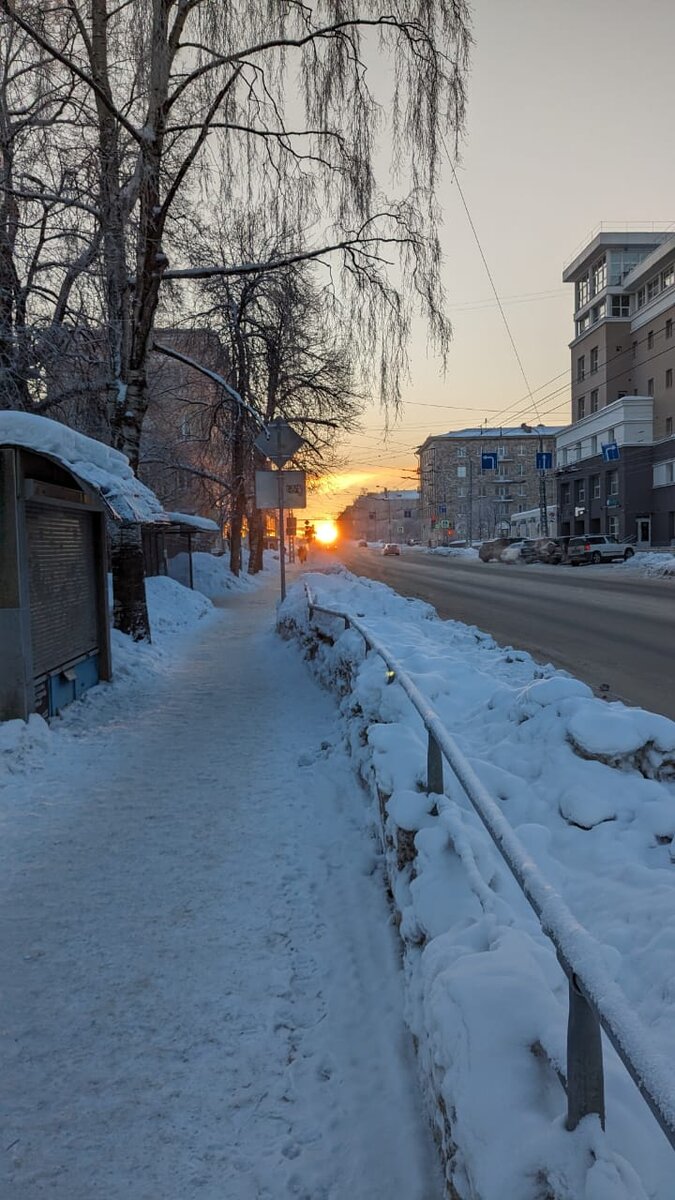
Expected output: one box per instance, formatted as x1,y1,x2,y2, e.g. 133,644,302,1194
337,546,675,720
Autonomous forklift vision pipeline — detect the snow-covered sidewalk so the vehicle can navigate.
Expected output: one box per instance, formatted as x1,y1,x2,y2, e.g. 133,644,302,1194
0,579,441,1199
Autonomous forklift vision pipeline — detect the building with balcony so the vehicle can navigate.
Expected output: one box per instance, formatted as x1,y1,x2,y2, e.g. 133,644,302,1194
416,427,562,546
559,229,675,544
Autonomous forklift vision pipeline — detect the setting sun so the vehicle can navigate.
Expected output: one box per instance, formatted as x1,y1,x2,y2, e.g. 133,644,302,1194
314,519,339,545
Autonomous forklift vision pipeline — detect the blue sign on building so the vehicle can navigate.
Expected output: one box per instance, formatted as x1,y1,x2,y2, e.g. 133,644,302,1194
602,441,620,462
437,504,447,516
481,452,498,470
536,451,553,470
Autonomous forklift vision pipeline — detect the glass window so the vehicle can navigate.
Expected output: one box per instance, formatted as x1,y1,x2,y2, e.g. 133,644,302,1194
663,264,675,289
577,277,590,308
457,465,466,477
648,330,654,349
608,427,616,442
608,470,619,496
592,256,607,295
518,445,526,456
577,355,586,381
647,276,660,301
667,369,673,389
576,480,586,503
576,313,591,337
457,488,465,498
648,378,655,396
632,339,638,359
667,417,673,436
590,346,599,374
591,435,598,455
611,294,630,317
667,319,673,340
637,287,646,309
561,483,571,504
592,475,601,499
578,396,585,419
590,389,599,413
607,515,619,537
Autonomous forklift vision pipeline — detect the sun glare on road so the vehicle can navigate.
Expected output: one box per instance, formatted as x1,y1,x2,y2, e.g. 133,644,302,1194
314,520,338,545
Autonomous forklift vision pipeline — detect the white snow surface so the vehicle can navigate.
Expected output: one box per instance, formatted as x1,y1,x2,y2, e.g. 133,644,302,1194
166,510,220,531
281,567,675,1199
0,410,165,522
0,573,441,1199
612,550,675,578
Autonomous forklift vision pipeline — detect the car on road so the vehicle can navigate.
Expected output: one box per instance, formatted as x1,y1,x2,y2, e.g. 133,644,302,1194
500,539,538,563
533,537,565,565
382,543,401,556
567,534,636,565
479,537,518,562
357,539,368,547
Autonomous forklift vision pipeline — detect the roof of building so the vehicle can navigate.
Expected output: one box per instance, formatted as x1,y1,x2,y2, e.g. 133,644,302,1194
166,511,220,532
420,426,564,444
0,410,167,524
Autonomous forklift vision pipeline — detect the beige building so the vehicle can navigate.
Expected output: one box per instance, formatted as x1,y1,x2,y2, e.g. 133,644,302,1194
417,427,561,546
337,490,421,543
559,229,675,544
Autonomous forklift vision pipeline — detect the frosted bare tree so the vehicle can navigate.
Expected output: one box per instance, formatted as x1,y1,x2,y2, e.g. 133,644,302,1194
5,0,470,637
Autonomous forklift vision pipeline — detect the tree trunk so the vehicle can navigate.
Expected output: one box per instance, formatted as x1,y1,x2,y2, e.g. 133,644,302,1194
248,506,264,573
110,523,151,642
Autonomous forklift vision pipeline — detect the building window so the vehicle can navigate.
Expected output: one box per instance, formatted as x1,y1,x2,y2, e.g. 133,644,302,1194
637,287,646,309
592,475,601,499
577,277,590,308
607,515,620,537
647,276,660,302
590,346,599,374
590,389,599,413
617,390,627,398
667,319,673,340
576,480,586,503
562,448,568,466
498,445,507,458
518,444,526,456
518,463,525,475
667,369,673,389
667,417,673,437
632,339,638,359
577,355,585,381
648,378,655,397
561,483,571,504
403,508,412,517
592,256,607,295
663,264,675,290
607,470,619,496
591,435,598,455
607,427,616,442
457,447,466,457
457,465,466,478
648,330,654,349
611,295,630,318
578,396,585,419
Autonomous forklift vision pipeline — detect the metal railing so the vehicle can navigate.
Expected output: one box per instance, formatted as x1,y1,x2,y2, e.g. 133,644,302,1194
304,585,675,1153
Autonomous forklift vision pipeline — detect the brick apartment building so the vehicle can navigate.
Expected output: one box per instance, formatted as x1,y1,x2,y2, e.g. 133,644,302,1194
557,229,675,545
417,427,561,546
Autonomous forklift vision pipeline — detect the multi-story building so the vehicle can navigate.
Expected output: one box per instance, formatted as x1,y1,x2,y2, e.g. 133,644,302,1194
337,490,421,543
416,427,561,546
559,228,675,544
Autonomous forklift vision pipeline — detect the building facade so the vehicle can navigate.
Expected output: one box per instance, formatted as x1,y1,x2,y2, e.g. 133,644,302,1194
337,490,421,543
417,427,561,547
558,230,675,544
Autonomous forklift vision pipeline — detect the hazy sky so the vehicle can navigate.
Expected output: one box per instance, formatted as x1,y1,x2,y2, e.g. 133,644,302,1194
310,0,675,521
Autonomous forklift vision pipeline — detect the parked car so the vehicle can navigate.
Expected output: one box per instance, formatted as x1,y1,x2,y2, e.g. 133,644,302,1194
567,534,636,565
500,539,538,563
534,537,565,565
478,537,518,562
382,543,401,556
357,539,368,547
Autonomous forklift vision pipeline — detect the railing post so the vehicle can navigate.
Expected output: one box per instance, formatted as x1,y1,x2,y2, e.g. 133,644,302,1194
427,730,444,795
566,974,605,1131
343,616,350,630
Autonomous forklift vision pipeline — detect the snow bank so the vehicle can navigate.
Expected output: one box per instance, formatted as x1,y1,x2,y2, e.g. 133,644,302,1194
280,569,675,1199
190,552,260,599
422,545,480,559
0,410,165,523
613,551,675,579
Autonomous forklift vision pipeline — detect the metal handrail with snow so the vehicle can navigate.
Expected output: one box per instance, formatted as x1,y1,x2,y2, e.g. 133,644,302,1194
304,585,675,1154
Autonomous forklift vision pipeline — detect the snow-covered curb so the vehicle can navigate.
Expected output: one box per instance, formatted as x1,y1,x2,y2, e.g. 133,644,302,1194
611,550,675,578
279,569,675,1200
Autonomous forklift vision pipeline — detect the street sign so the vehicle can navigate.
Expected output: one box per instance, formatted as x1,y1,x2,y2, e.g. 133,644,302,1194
439,519,450,529
255,469,307,509
437,504,447,516
536,451,553,470
481,452,498,470
602,441,620,462
254,419,304,467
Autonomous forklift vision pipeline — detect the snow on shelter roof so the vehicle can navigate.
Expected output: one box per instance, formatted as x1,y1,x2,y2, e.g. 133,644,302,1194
166,512,220,533
0,411,166,524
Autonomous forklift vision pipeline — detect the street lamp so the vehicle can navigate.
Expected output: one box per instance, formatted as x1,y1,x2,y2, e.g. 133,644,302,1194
521,422,549,537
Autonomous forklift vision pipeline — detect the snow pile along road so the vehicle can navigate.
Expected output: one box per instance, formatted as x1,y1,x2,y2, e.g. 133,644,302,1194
613,550,675,578
280,568,675,1200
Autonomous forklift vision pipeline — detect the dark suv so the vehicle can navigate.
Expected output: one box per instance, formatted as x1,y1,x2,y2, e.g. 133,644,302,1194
479,537,518,562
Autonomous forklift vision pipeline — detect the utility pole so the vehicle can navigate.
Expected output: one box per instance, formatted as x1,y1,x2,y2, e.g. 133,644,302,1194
521,422,549,536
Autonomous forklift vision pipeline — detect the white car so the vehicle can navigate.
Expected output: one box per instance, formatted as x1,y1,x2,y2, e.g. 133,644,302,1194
567,535,635,565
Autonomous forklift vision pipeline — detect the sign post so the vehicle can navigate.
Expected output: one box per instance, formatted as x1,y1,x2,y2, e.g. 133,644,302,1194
254,420,305,602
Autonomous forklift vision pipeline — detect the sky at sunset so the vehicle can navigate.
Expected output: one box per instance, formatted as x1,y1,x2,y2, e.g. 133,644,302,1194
306,0,675,522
